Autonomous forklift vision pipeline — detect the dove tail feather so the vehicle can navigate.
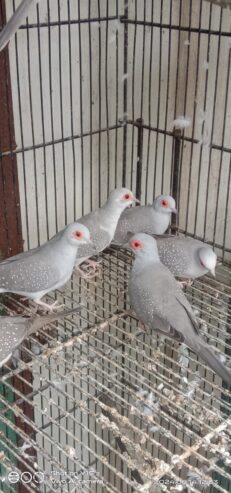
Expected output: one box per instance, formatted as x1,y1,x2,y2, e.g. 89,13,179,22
0,0,37,52
193,339,231,387
30,307,81,334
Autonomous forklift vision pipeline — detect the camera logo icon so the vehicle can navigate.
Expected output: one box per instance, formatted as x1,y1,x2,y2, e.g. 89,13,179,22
8,471,44,484
8,472,20,484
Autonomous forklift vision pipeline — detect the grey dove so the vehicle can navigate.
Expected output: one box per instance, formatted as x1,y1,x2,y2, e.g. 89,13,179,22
75,188,138,275
128,233,231,386
0,307,80,368
0,222,91,310
156,236,217,279
113,194,177,245
0,0,40,52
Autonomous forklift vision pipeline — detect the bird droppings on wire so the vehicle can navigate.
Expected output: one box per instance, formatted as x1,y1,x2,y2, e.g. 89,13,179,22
179,344,190,373
133,390,160,417
170,455,181,466
183,372,201,399
63,446,76,458
96,414,120,433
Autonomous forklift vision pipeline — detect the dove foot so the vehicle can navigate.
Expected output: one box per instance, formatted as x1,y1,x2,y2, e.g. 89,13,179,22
85,259,102,273
75,259,102,279
178,279,193,289
75,266,98,279
35,300,65,312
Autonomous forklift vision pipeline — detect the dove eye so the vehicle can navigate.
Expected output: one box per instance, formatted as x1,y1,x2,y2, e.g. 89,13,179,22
74,230,83,240
161,199,168,207
131,240,142,250
123,193,131,201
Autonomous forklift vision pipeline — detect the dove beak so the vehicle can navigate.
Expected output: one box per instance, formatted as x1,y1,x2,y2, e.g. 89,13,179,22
133,197,140,204
171,207,177,214
210,267,216,277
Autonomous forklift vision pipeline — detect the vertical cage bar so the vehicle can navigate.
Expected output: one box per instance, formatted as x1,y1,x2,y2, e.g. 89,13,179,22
135,118,144,202
122,0,128,187
171,128,181,234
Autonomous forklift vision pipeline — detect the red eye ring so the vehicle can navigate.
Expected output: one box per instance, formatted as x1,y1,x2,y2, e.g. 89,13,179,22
161,199,168,207
130,239,142,250
124,193,131,200
75,230,83,240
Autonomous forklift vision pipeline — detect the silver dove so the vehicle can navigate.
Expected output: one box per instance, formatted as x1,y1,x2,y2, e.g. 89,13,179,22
113,194,177,245
128,233,231,386
75,188,138,265
0,222,91,310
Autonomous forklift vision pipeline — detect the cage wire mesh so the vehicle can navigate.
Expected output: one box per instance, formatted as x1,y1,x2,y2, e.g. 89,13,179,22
0,0,231,492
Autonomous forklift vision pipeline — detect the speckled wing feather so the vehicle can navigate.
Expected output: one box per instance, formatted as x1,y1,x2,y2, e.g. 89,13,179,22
0,317,29,366
0,256,59,294
129,259,231,385
114,204,173,245
76,210,111,258
156,237,208,278
0,232,60,266
129,261,200,345
156,237,190,277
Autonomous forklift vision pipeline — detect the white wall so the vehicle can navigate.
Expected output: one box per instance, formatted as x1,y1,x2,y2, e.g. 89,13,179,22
6,0,231,261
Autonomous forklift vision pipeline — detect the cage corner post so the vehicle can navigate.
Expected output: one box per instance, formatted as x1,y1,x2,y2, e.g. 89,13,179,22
122,0,129,188
135,118,144,202
171,128,181,234
0,1,23,259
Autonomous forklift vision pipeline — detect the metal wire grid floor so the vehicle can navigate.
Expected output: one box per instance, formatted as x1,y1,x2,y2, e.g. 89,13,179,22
0,246,230,493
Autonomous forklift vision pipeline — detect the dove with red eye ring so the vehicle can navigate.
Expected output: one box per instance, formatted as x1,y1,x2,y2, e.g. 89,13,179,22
112,194,177,246
128,233,231,386
0,222,91,311
75,187,139,277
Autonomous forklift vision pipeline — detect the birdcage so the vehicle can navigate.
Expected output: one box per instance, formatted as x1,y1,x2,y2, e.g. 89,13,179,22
0,0,230,492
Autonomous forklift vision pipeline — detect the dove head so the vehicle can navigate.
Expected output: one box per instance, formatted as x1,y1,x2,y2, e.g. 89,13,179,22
107,188,139,210
65,223,92,247
129,233,160,261
198,247,217,276
153,195,177,214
